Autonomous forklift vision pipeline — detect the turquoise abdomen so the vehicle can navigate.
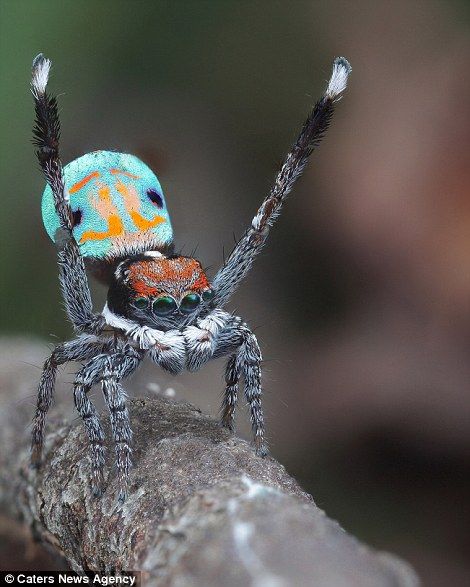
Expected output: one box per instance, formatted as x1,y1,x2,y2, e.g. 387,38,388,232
41,151,173,259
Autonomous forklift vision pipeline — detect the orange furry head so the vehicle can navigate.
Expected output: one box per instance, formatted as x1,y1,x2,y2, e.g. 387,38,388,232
107,253,212,322
127,256,209,299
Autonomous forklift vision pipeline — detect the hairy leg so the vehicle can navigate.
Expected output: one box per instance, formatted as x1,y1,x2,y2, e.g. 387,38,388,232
184,309,236,372
31,335,106,467
101,348,141,501
73,346,141,498
31,55,105,336
213,318,267,455
73,354,110,496
241,328,268,456
31,355,58,467
221,353,241,431
210,58,351,309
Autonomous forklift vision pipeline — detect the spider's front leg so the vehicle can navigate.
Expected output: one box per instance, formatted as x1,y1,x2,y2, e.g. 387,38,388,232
183,309,233,371
184,311,267,456
73,345,142,500
218,320,267,456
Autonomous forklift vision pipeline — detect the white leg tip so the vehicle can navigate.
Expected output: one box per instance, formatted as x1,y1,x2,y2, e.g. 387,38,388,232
31,53,52,97
326,56,352,100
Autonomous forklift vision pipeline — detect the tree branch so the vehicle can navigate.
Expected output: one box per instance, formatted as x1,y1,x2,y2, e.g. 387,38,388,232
0,339,419,586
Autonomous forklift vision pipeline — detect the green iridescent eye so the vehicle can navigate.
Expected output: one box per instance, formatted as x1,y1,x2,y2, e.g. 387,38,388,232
202,289,215,302
134,297,148,309
153,296,177,316
180,293,201,314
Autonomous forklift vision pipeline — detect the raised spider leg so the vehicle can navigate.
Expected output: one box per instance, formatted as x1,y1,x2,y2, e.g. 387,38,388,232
210,57,351,309
73,347,141,499
31,335,108,467
31,55,104,336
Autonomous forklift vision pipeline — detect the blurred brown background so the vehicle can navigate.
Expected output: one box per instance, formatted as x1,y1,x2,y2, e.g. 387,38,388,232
1,0,469,584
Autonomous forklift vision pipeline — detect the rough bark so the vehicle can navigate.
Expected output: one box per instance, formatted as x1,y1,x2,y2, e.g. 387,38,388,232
0,339,419,586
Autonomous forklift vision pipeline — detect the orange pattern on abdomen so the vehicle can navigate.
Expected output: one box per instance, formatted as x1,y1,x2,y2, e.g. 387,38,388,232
80,214,124,242
69,171,100,194
73,171,166,244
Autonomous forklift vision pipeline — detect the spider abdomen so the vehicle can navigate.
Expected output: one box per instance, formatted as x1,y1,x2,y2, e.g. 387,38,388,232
41,150,173,260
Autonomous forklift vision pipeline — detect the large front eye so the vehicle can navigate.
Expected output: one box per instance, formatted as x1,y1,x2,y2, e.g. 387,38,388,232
180,293,201,314
133,297,148,309
153,296,177,316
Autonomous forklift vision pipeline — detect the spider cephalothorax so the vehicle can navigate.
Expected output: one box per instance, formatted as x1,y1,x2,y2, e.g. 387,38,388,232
107,254,214,329
30,53,351,501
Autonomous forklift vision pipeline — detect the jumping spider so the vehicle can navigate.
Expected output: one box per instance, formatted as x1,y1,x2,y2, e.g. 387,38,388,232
30,54,351,501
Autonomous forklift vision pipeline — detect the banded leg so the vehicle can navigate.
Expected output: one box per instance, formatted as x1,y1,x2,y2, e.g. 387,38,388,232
73,348,141,498
73,359,108,496
211,58,351,309
31,355,58,467
101,350,140,501
31,55,105,336
31,335,106,467
214,319,267,455
221,353,241,431
242,330,268,456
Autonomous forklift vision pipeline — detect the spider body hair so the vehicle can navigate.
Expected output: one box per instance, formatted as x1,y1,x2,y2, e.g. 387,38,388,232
30,54,351,501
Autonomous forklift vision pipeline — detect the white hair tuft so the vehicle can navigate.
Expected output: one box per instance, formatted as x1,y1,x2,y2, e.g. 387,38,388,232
325,56,352,100
144,250,165,258
31,53,51,97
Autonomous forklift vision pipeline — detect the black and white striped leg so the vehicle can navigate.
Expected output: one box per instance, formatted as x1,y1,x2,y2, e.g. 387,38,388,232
241,329,268,456
216,321,267,456
221,353,241,431
31,55,105,337
73,359,107,497
101,351,140,502
101,377,132,502
211,58,351,309
31,355,58,467
73,348,141,499
31,335,106,467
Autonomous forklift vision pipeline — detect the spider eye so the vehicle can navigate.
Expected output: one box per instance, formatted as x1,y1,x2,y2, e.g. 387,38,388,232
146,188,163,208
180,293,201,314
133,297,148,309
202,289,215,302
153,296,177,316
